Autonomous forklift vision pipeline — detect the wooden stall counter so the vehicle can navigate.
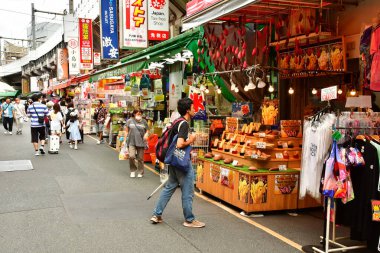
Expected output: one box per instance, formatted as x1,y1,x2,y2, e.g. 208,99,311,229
196,157,300,213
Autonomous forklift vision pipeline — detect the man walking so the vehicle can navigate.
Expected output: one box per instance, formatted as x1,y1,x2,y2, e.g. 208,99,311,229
27,94,49,156
14,97,27,135
0,98,15,135
150,98,205,228
94,100,107,144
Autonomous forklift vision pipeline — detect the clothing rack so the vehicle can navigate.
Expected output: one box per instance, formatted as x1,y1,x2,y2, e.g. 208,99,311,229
312,126,378,253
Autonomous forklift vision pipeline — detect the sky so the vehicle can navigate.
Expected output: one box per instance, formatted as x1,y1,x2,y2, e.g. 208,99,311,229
0,0,69,44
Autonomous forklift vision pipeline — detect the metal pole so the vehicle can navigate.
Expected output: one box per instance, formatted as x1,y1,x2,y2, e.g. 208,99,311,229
31,3,36,50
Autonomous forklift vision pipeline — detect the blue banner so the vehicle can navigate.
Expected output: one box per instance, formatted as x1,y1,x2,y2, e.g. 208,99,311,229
100,0,119,59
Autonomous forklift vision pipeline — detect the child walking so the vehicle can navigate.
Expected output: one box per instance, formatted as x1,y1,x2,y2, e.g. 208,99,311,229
66,111,82,150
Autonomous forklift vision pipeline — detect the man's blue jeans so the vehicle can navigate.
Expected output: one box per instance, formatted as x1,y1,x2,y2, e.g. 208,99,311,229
153,164,195,222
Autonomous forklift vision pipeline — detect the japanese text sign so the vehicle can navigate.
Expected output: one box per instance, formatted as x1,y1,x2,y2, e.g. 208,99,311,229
148,0,169,41
321,86,337,101
121,0,148,48
79,18,93,70
67,37,80,75
100,0,119,59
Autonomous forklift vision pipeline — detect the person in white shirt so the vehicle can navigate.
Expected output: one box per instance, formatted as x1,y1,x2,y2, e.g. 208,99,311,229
13,98,27,135
48,103,64,137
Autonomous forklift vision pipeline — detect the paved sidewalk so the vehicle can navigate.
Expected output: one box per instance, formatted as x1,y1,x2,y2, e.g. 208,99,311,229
0,125,370,253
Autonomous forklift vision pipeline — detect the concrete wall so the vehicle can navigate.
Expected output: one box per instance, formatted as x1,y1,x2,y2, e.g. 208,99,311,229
338,0,380,36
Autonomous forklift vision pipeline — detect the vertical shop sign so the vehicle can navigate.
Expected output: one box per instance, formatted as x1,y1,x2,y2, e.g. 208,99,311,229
121,0,148,48
57,48,69,81
79,18,93,70
148,0,169,41
100,0,119,59
67,37,80,75
94,52,101,65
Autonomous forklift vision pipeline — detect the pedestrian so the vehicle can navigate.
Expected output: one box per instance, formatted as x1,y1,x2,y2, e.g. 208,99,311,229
94,100,107,144
123,108,149,178
150,98,205,228
13,97,27,135
45,101,54,140
48,103,64,137
65,102,77,143
0,97,15,135
66,111,81,150
26,94,48,156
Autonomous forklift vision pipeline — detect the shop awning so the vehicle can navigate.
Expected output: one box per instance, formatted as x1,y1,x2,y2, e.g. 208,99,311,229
89,27,202,82
0,90,21,99
53,79,72,90
71,73,91,85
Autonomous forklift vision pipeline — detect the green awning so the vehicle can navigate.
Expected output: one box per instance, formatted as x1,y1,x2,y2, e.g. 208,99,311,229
0,90,21,100
89,27,202,82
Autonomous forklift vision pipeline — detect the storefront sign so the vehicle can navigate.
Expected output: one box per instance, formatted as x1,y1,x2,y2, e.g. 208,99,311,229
186,0,223,17
100,0,119,59
79,18,93,70
274,175,298,195
94,52,101,65
321,85,337,101
220,167,234,189
148,0,169,41
57,48,69,81
67,37,80,75
250,176,267,204
121,0,148,48
232,102,253,118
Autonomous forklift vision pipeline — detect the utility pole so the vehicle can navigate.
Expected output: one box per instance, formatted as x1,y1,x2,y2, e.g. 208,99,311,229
31,3,36,50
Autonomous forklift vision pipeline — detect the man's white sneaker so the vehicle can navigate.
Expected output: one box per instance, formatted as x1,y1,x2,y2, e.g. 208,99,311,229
137,174,143,178
35,151,40,156
130,172,136,178
8,132,12,135
96,140,101,145
4,131,8,134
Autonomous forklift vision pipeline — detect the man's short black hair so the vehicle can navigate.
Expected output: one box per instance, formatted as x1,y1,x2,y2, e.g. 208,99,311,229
32,94,42,102
177,98,193,116
99,100,104,105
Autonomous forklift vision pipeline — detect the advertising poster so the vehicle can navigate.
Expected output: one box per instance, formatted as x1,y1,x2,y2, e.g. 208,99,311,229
274,175,299,195
148,0,169,41
250,176,268,204
372,200,380,222
220,167,234,189
100,0,119,59
189,86,207,120
67,37,80,75
79,18,93,70
280,120,302,138
196,161,204,183
238,173,250,203
94,52,101,65
210,163,220,183
57,48,69,81
232,102,253,118
121,0,148,48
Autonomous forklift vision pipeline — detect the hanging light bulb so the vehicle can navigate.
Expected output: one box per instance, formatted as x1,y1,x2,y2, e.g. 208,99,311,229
244,85,249,92
257,79,266,88
350,89,357,96
217,87,222,94
288,87,294,95
312,88,317,95
205,86,209,94
230,73,237,91
268,85,274,93
247,76,256,90
338,88,343,94
234,87,239,93
199,83,206,91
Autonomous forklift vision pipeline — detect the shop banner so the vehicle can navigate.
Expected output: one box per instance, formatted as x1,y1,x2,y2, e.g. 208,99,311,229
121,0,148,48
67,37,80,75
148,0,169,41
189,86,207,121
79,18,93,70
100,0,119,59
94,52,101,65
57,48,69,81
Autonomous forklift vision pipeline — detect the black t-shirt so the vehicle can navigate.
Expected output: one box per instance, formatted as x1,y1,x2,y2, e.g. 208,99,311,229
170,118,189,143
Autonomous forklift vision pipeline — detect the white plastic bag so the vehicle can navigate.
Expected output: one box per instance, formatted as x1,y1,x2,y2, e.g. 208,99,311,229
118,145,129,160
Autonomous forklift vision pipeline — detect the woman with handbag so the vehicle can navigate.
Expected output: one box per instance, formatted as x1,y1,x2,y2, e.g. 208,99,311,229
13,98,27,135
123,108,149,178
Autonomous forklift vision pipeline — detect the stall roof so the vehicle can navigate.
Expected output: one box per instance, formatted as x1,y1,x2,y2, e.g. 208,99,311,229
0,90,21,100
90,27,202,82
182,0,334,31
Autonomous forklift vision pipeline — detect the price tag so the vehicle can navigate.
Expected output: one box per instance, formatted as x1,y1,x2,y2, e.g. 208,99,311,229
256,142,267,149
251,154,259,159
232,160,239,166
259,132,266,138
279,165,287,171
282,142,288,148
275,153,284,159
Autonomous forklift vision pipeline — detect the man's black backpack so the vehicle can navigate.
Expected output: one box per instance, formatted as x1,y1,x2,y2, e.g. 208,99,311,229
156,118,186,163
93,109,99,121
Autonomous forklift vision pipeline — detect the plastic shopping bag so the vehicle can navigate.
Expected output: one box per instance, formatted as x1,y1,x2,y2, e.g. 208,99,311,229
119,145,129,160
